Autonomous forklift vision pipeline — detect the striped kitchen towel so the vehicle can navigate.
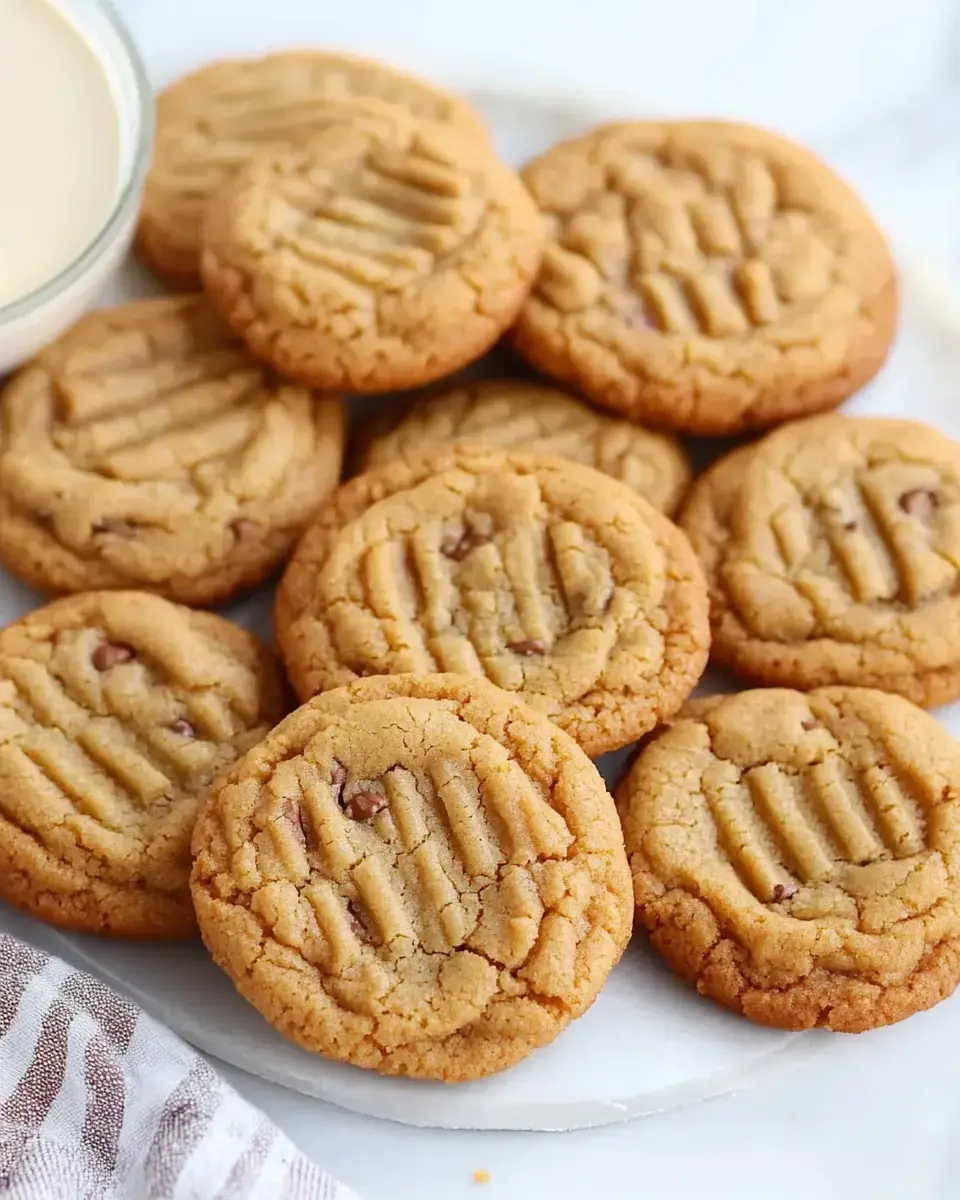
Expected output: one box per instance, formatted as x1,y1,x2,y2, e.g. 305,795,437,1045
0,933,361,1200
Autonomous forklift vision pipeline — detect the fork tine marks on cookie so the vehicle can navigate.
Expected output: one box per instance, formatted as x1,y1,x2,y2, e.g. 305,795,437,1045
362,539,436,673
805,757,886,865
701,761,793,902
428,757,502,880
746,764,835,883
856,766,926,859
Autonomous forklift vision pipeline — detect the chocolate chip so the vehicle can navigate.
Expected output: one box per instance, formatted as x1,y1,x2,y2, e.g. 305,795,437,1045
92,518,138,537
800,718,818,731
899,489,939,519
771,882,799,903
92,642,135,671
170,718,195,737
283,797,310,849
441,529,486,561
842,520,858,532
508,638,548,656
343,791,386,821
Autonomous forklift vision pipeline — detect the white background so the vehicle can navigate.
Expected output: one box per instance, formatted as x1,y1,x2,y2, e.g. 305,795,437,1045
79,2,960,1196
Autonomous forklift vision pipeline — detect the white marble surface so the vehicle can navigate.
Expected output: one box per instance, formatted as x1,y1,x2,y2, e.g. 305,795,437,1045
77,2,960,1197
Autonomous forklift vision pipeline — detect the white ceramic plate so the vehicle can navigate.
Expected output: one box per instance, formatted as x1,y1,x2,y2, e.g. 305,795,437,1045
1,82,958,1133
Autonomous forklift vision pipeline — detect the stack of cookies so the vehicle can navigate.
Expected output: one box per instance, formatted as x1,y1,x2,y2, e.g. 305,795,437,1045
0,45,957,1083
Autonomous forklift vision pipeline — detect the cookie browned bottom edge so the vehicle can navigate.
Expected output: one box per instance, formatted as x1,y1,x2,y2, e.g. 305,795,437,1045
135,222,207,289
193,886,599,1081
0,842,199,939
514,270,898,438
0,513,301,608
707,643,960,710
200,245,536,395
630,882,960,1032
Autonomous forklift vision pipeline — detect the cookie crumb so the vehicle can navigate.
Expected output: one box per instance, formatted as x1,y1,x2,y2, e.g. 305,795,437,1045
473,1170,491,1185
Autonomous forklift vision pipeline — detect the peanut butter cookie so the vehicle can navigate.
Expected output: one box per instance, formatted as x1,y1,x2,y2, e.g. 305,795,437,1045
0,295,345,607
680,416,960,706
139,50,488,284
191,673,633,1080
0,591,284,938
201,112,544,392
357,378,692,515
275,447,709,756
514,120,897,435
617,687,960,1031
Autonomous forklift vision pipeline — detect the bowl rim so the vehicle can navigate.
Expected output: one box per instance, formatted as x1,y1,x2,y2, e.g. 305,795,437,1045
0,0,154,327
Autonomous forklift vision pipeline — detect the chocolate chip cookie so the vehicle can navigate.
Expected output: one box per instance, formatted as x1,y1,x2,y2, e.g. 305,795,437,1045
275,447,710,756
514,120,897,435
617,687,960,1031
139,50,488,284
357,378,692,515
680,415,960,705
201,111,544,392
0,591,284,937
0,295,345,606
191,673,633,1080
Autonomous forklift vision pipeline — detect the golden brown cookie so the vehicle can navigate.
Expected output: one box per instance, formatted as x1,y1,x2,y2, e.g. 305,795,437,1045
357,378,692,515
0,295,345,607
275,447,709,756
617,686,960,1031
0,591,284,938
138,50,488,284
514,120,897,435
191,673,633,1080
680,415,960,706
200,112,544,393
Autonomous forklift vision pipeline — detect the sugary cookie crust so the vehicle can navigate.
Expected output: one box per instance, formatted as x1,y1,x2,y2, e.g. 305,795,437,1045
0,592,284,938
357,378,692,515
138,50,488,284
201,113,544,392
680,416,960,705
275,447,710,756
617,686,960,1031
0,296,345,607
191,674,633,1080
514,120,897,435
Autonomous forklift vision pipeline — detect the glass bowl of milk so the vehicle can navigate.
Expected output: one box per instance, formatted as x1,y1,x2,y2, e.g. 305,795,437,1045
0,0,153,374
